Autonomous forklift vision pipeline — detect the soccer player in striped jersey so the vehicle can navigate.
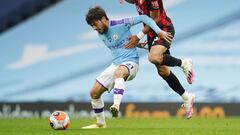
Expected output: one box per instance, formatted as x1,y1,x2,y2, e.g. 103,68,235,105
82,6,172,129
120,0,195,119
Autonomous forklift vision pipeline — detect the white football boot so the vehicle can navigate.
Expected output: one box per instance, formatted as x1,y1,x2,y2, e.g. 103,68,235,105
182,93,196,119
82,123,107,129
181,58,194,84
110,104,120,118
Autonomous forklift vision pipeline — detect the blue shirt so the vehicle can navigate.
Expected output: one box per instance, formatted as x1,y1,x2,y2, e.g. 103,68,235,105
99,15,161,65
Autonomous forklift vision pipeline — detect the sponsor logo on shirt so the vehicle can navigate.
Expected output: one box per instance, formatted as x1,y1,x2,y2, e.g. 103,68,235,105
151,1,159,9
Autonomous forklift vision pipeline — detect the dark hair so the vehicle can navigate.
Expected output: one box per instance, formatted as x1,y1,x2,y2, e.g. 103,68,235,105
85,6,109,25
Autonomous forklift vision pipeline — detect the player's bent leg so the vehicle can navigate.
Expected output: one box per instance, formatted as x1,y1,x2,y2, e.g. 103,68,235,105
148,45,167,65
149,44,184,68
113,65,130,79
181,58,194,84
110,65,130,118
90,81,108,99
156,65,185,96
155,65,170,78
82,81,108,129
156,66,196,119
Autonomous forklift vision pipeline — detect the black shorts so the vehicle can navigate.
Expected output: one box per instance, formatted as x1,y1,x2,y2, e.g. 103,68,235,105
147,24,175,54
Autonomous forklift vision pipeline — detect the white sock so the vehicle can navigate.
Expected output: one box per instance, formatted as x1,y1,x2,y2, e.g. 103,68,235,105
180,59,184,68
181,91,190,100
91,98,105,125
96,112,105,125
114,94,123,107
113,78,125,107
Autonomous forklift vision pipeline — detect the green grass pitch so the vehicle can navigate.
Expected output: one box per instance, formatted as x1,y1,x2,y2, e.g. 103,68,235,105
1,117,240,135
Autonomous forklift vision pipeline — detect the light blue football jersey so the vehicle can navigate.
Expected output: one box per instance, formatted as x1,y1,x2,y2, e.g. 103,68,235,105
98,15,161,65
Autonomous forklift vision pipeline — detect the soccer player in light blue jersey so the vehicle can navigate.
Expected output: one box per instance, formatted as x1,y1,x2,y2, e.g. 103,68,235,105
82,6,172,129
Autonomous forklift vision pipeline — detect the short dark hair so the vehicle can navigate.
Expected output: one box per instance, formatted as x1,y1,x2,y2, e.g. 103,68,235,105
85,6,109,25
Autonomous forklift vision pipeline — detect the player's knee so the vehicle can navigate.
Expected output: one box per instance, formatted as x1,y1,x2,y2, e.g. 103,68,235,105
90,90,100,99
157,67,170,78
114,70,123,78
158,70,169,78
148,53,163,65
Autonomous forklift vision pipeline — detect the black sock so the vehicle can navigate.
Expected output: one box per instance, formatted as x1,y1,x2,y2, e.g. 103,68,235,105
162,54,182,67
163,72,185,95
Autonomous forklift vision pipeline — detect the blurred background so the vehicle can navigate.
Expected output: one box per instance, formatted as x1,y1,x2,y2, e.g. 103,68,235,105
0,0,240,118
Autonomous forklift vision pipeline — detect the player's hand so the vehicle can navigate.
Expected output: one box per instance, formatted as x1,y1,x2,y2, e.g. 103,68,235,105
158,31,173,43
136,40,147,49
125,35,140,49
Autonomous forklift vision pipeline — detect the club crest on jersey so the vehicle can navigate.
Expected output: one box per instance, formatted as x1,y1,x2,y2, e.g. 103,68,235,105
112,34,118,41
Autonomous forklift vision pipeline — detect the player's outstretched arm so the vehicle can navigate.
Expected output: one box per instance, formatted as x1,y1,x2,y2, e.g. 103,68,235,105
145,11,173,43
138,15,173,44
125,15,172,48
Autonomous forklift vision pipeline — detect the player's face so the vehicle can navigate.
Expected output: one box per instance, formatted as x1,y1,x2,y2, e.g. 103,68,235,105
91,19,108,34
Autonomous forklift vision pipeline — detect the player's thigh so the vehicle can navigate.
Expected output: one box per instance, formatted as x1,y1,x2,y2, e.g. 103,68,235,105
155,65,170,77
149,45,168,57
148,24,175,60
96,64,117,91
148,45,167,64
120,61,139,81
90,81,108,99
114,65,129,79
152,24,175,49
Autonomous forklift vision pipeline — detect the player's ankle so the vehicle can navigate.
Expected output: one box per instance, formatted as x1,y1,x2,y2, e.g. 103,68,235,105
181,91,190,100
112,104,120,109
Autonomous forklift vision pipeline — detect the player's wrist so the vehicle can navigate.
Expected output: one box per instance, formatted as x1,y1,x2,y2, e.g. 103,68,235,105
136,31,145,40
158,31,163,37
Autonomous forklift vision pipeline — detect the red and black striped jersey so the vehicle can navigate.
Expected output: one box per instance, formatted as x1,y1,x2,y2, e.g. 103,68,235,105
134,0,172,36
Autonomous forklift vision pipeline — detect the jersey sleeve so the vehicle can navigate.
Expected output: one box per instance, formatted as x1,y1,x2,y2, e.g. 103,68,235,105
131,15,161,34
123,17,134,29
